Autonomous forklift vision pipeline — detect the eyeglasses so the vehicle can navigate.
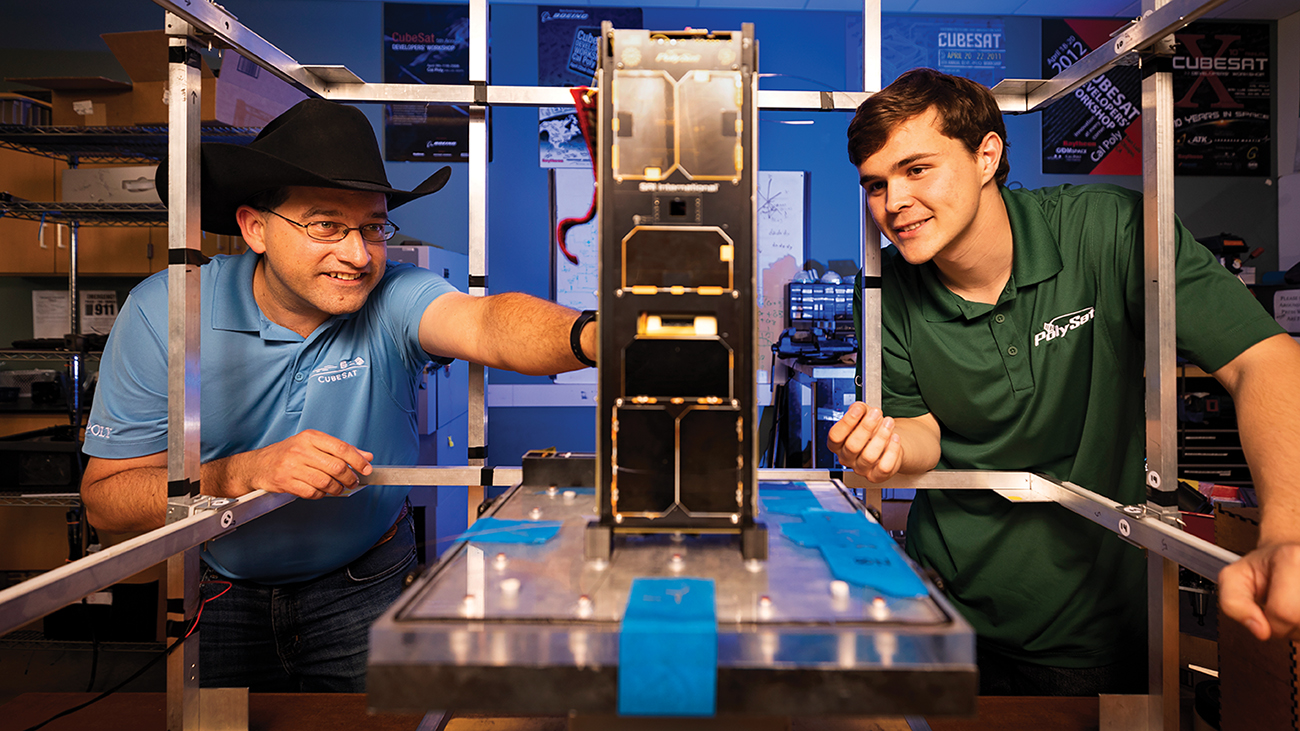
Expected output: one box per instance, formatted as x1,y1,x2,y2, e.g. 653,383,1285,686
258,207,400,243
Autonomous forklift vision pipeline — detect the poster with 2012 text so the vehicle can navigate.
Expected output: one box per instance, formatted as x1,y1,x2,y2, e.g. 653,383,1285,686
1041,19,1142,176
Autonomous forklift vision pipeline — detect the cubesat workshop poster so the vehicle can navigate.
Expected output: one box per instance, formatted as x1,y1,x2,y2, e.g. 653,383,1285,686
1042,20,1271,177
1171,22,1271,176
880,16,1006,90
537,7,642,168
383,3,472,162
1041,19,1142,176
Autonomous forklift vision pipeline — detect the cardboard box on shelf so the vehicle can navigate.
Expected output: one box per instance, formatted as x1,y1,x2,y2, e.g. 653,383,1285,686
103,30,307,127
61,165,159,204
4,77,133,127
10,30,306,128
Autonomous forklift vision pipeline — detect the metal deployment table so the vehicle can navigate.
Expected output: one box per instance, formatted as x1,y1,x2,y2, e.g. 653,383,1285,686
368,470,976,719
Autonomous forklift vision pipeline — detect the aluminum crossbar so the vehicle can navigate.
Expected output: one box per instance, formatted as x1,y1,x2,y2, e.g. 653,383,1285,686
0,492,294,638
990,0,1229,113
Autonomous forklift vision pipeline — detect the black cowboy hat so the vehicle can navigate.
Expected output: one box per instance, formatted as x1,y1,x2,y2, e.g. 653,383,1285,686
156,98,451,236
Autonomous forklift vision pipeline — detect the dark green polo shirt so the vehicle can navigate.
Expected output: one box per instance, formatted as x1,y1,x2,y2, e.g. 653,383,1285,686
864,183,1282,667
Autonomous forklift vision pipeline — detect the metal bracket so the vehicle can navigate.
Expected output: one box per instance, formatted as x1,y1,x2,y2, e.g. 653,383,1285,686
165,495,238,525
1121,502,1185,531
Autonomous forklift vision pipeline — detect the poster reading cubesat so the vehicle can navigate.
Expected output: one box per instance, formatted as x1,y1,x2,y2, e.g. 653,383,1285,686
383,3,472,162
880,16,1006,90
1171,22,1271,176
1042,19,1271,177
537,7,642,168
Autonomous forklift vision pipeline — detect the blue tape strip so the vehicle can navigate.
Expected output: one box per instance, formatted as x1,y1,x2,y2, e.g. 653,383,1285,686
454,517,563,544
758,482,822,516
779,510,927,598
618,577,717,717
530,487,597,496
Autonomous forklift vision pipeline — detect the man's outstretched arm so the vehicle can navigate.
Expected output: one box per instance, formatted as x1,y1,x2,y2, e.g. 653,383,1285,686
418,291,595,376
1212,333,1300,641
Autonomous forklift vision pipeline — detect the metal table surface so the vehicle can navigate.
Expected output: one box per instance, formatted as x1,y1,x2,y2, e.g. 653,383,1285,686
368,479,976,718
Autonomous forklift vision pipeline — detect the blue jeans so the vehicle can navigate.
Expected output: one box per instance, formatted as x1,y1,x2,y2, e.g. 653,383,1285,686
197,510,416,692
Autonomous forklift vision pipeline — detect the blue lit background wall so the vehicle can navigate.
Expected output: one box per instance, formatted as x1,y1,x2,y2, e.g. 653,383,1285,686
0,1,1291,462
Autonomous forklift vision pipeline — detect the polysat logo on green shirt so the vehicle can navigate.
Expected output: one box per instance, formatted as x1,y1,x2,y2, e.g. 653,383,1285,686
1033,307,1095,347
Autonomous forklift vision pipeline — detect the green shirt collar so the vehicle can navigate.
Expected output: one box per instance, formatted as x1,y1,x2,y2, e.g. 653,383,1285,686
920,186,1065,322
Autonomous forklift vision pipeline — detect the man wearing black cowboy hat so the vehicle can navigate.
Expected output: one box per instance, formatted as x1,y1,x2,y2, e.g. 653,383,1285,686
79,99,598,691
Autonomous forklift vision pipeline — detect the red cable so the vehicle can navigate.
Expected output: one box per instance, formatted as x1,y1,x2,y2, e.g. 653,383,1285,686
185,580,233,638
555,86,599,266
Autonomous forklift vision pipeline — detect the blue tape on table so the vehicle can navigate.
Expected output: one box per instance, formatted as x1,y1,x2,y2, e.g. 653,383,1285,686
454,517,563,544
530,486,597,496
780,509,928,598
618,577,717,717
758,482,822,516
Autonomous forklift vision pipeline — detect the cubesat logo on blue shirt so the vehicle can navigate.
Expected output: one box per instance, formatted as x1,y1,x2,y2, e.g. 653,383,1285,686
312,357,368,384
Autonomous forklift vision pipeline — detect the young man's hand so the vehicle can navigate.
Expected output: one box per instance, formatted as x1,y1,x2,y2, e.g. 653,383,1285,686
827,403,903,482
1219,542,1300,641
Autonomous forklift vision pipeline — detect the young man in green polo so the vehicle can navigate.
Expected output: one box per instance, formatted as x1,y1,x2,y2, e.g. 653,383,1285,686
828,68,1300,695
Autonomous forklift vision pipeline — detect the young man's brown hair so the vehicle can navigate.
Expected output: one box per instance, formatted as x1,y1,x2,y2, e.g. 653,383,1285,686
847,67,1010,186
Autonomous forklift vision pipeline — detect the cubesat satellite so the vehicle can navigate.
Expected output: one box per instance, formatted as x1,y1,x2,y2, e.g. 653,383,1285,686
588,23,767,560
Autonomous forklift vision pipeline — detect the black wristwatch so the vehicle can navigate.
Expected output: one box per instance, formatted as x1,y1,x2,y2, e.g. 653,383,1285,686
570,310,597,368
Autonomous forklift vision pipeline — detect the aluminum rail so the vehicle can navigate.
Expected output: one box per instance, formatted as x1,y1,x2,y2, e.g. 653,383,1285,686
362,466,523,488
154,0,1237,121
360,466,1040,493
363,466,1235,580
0,492,294,638
1029,474,1237,581
305,78,871,112
0,467,1239,641
859,0,884,411
990,0,1228,113
153,0,328,96
153,1,873,112
164,19,207,728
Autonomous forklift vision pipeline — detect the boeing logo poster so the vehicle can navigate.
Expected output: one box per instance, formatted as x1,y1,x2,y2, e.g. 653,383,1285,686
1041,19,1141,176
1172,22,1271,176
383,3,472,163
537,6,642,168
880,16,1006,89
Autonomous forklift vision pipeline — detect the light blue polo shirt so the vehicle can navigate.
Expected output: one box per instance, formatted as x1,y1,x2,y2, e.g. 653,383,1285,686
84,249,457,583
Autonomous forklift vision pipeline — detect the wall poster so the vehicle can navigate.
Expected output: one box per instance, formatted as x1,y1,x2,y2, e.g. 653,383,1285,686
755,171,809,380
1172,22,1271,176
880,16,1006,89
1041,19,1142,176
537,7,642,168
383,3,472,162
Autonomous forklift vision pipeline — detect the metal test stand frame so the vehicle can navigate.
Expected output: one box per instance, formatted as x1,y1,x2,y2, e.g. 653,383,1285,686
0,0,1240,729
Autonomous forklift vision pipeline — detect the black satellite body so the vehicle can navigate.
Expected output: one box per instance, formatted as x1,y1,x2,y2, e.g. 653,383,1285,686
589,23,766,560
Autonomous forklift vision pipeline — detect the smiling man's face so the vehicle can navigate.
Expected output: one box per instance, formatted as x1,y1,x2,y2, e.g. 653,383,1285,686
857,107,995,268
240,186,390,335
